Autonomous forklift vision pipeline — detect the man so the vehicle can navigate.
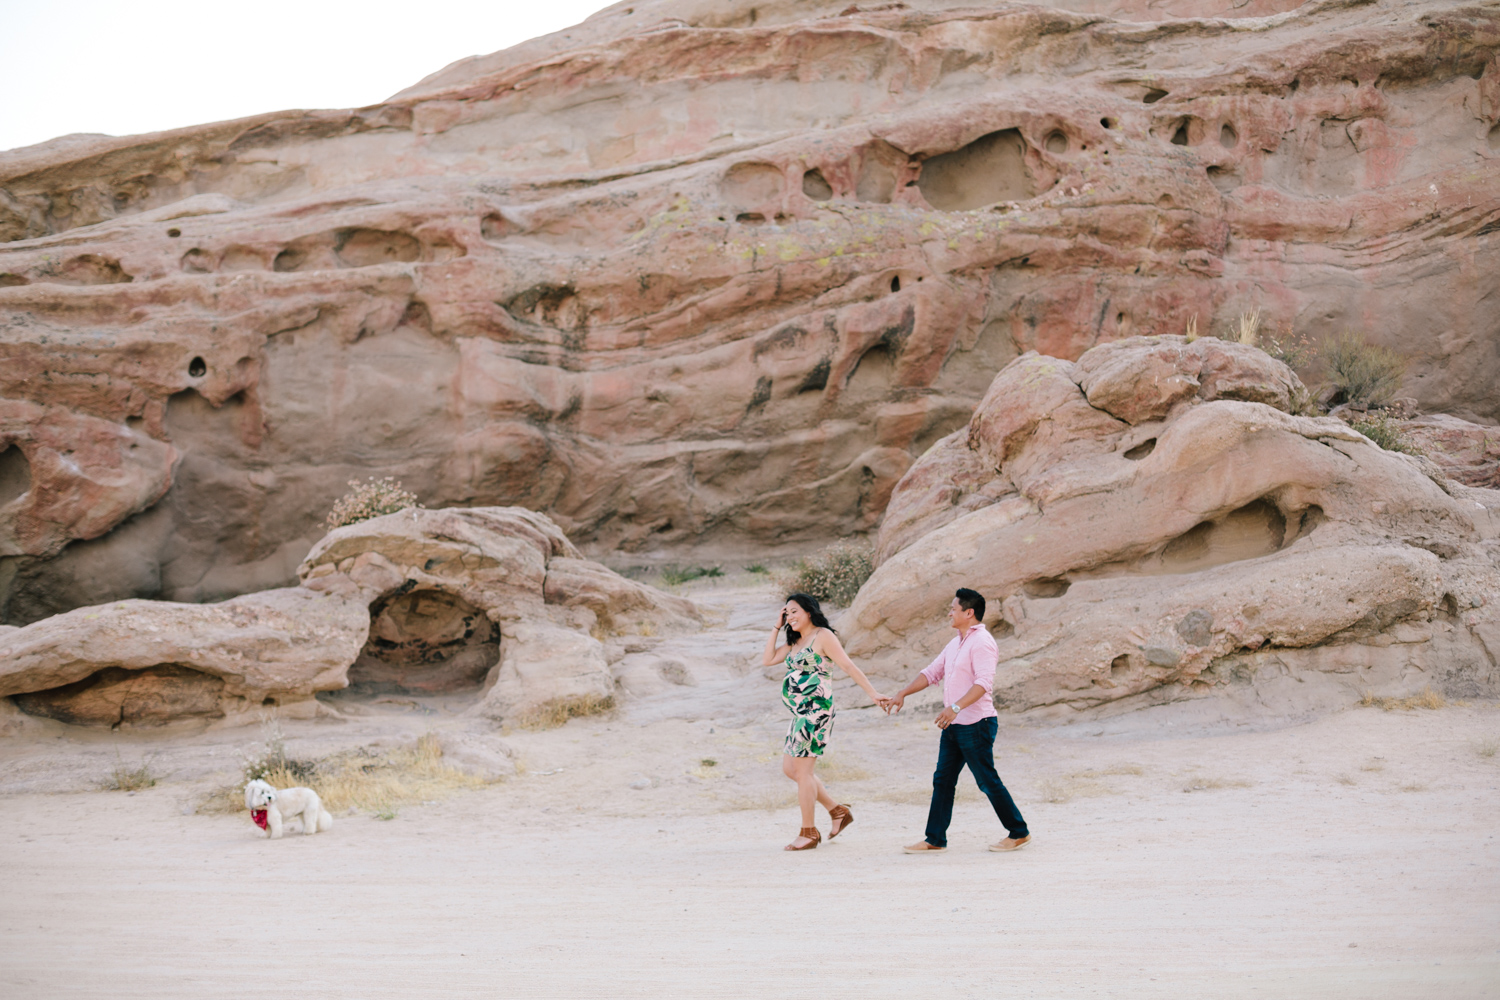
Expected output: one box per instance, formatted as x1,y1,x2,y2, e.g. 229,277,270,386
884,588,1031,854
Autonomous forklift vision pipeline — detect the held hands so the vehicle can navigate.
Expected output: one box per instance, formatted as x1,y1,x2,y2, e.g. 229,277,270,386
876,693,906,715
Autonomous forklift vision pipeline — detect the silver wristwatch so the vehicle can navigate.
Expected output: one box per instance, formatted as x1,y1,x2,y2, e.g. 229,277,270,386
950,703,962,714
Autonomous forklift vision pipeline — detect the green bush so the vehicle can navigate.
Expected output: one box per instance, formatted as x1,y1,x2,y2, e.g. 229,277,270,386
774,540,874,607
1322,334,1406,408
1349,415,1422,456
660,565,724,586
326,477,423,529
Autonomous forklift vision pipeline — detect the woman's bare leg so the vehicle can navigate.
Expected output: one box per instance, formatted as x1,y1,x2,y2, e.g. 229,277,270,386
782,755,822,848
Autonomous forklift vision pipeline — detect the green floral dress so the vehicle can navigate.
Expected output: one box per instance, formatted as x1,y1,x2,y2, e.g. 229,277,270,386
782,636,834,757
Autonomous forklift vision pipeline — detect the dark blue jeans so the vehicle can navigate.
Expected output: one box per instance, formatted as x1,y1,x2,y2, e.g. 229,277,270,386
924,716,1029,847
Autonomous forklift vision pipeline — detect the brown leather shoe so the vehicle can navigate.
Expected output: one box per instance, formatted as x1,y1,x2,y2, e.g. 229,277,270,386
828,804,854,839
785,827,821,851
902,840,946,853
988,835,1032,852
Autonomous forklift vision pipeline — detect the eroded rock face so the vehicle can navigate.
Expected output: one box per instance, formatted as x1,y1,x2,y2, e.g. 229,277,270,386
847,336,1500,716
298,506,701,723
0,506,699,728
1,0,1495,620
0,587,370,727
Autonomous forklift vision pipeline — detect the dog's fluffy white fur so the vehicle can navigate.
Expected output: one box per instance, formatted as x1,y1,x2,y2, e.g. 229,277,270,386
244,778,333,838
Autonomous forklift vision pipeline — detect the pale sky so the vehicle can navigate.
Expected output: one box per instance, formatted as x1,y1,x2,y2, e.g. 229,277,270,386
0,0,613,153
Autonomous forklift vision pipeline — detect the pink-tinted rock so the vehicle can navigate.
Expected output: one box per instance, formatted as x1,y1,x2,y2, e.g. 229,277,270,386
849,337,1500,715
1,0,1497,621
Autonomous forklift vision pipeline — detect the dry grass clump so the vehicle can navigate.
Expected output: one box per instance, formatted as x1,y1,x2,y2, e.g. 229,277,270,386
815,752,872,782
100,753,156,791
1348,414,1422,455
1335,773,1357,786
774,540,874,607
1359,688,1446,711
326,477,423,529
1322,333,1406,408
204,732,487,816
1474,739,1498,760
660,565,724,586
511,693,615,731
1234,308,1262,345
1181,776,1253,793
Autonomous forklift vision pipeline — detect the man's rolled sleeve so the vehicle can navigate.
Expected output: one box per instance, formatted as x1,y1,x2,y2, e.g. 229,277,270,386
919,654,947,687
969,632,998,695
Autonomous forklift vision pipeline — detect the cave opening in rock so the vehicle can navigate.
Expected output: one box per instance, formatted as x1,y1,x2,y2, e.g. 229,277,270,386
1143,88,1168,104
1220,123,1238,148
890,275,901,293
188,356,207,378
347,589,499,696
801,168,833,201
1044,130,1068,154
916,129,1034,210
843,343,894,404
1023,577,1071,598
1170,121,1190,145
0,444,32,506
13,665,225,727
1123,438,1157,460
1153,499,1288,574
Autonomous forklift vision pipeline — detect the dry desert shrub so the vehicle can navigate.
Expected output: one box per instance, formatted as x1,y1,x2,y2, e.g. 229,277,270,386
774,540,874,607
1181,776,1253,793
1233,308,1262,345
1474,739,1498,760
1348,414,1422,455
1322,333,1407,408
1335,773,1357,786
205,731,487,816
511,693,615,730
100,753,156,791
326,476,423,529
1358,688,1446,711
659,565,724,586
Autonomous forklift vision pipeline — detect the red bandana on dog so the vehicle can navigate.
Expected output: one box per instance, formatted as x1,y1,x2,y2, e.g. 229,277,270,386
251,808,269,831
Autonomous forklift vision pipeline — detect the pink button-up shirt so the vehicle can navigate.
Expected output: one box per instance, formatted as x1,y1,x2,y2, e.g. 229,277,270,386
920,623,998,724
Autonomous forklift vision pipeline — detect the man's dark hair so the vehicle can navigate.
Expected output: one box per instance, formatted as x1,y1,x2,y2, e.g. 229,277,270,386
955,587,986,623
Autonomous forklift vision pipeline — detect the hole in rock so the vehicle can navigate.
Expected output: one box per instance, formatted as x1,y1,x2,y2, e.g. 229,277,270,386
1143,89,1167,104
917,129,1034,211
180,248,213,273
801,168,833,201
0,445,32,505
273,247,304,272
13,666,225,727
1170,121,1190,145
1101,117,1116,129
166,228,181,238
1219,123,1238,148
1489,123,1500,151
735,212,766,223
504,283,583,330
1439,593,1460,618
1123,438,1156,460
220,246,264,272
480,212,512,241
53,254,132,285
1154,499,1286,574
349,590,499,696
1044,130,1068,154
1207,166,1240,193
890,275,901,293
1110,654,1131,678
188,356,207,378
796,358,831,394
335,228,420,268
1289,78,1300,93
1157,194,1174,208
855,157,897,203
722,161,784,211
0,273,27,286
1023,578,1070,599
843,344,894,403
1286,504,1325,544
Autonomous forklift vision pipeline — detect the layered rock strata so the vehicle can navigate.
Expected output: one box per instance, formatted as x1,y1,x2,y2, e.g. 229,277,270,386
847,335,1500,716
0,506,698,729
1,0,1496,620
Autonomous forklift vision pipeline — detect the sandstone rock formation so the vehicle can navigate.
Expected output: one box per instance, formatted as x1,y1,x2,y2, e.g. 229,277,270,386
0,506,698,728
2,0,1496,621
847,336,1500,717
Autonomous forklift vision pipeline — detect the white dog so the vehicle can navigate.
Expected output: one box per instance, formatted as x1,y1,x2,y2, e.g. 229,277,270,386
244,778,333,839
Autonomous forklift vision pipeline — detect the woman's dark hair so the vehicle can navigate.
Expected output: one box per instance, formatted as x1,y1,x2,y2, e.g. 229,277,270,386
955,587,986,622
784,592,836,645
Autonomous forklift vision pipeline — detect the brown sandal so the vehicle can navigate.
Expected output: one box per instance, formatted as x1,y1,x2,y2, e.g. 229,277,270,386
784,827,821,851
828,804,854,839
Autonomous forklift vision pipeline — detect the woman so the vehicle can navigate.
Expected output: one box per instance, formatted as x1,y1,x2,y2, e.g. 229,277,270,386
762,592,890,851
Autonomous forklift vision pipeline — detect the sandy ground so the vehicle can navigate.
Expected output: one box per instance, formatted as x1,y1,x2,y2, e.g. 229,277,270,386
2,578,1497,998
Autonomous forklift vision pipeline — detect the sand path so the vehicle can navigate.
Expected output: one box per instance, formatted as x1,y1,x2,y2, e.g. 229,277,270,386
1,581,1497,997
